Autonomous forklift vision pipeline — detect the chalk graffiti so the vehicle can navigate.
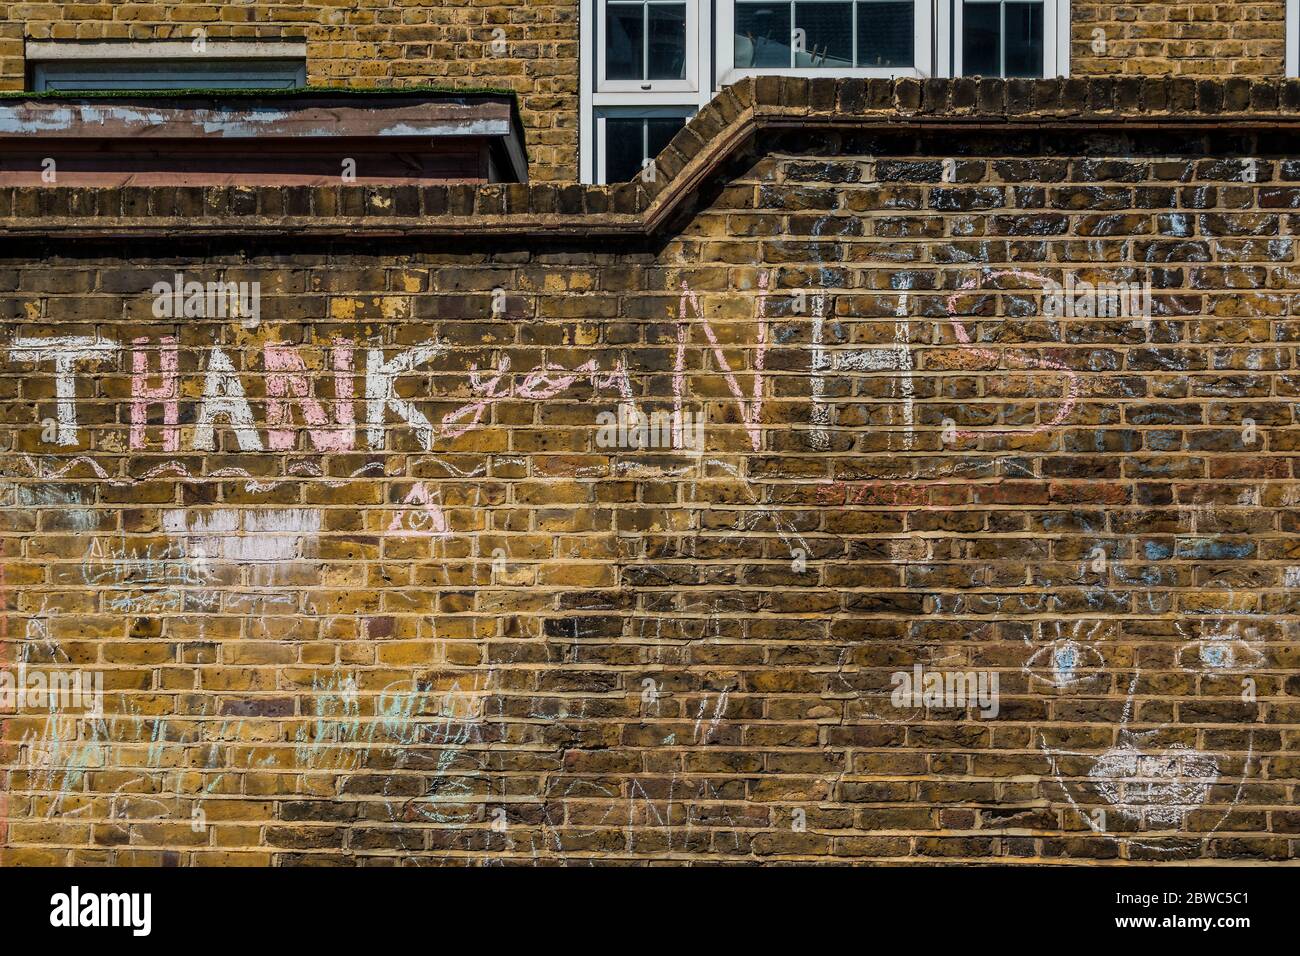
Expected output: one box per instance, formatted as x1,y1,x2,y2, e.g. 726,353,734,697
943,269,1083,439
386,484,451,538
162,508,322,563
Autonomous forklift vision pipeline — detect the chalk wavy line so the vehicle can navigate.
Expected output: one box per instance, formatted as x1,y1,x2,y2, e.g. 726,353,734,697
15,454,284,493
944,269,1083,439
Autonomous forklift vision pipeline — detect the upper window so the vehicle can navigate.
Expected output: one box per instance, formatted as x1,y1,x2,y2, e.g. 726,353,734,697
719,0,932,81
734,0,917,70
951,0,1051,78
26,40,306,92
936,0,1066,78
599,0,698,92
598,109,691,181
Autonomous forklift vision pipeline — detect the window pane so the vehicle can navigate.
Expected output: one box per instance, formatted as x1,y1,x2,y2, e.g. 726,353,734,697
646,117,686,161
605,119,646,182
735,2,792,68
604,116,687,182
33,59,304,90
606,3,645,80
856,1,914,67
794,2,853,68
962,2,1001,76
647,3,687,79
1004,1,1044,77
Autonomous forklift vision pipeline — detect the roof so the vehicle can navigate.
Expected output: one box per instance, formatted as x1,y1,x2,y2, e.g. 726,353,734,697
0,89,529,184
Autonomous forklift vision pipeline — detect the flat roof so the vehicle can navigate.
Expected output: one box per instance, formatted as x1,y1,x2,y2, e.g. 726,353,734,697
0,90,529,182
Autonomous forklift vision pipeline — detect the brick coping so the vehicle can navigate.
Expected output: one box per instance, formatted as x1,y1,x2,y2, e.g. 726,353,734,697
7,76,1300,239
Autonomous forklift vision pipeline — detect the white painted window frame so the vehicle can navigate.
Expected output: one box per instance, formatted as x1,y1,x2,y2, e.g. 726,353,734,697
717,0,933,86
936,0,1069,78
594,106,699,182
598,0,700,93
581,0,712,182
580,0,1071,180
1288,0,1299,77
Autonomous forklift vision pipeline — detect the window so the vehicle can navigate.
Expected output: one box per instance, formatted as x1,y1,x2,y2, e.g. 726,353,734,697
1289,0,1299,77
33,59,306,91
598,0,698,92
580,0,1069,181
938,0,1066,78
598,110,690,181
582,0,706,182
958,1,1042,77
719,0,932,82
733,0,916,70
26,41,306,92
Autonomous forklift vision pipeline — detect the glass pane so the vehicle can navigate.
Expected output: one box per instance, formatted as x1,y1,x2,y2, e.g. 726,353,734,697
606,3,645,80
646,117,686,161
647,3,688,79
962,1,1001,76
34,59,305,91
605,119,646,182
1004,1,1044,77
735,2,793,68
793,2,853,68
856,1,914,68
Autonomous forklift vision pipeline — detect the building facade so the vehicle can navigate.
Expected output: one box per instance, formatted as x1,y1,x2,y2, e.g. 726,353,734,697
1,4,1300,865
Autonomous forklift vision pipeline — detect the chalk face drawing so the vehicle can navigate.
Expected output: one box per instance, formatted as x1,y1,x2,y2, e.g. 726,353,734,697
1038,649,1259,849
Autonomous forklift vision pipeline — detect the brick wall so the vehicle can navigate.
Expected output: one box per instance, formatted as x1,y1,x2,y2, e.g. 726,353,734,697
1,79,1298,865
2,3,1291,183
1073,2,1289,77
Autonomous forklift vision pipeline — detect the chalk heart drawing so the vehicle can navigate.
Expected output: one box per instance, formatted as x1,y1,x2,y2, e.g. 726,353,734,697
387,482,451,537
944,269,1083,439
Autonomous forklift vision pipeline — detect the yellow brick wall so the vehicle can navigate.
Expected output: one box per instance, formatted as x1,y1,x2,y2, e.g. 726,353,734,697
2,110,1299,861
1072,2,1288,77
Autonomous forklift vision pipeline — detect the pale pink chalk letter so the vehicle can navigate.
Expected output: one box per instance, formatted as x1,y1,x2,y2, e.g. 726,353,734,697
129,335,179,452
264,339,356,452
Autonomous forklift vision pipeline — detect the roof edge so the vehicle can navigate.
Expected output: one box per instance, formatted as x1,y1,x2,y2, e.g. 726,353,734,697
5,76,1300,240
